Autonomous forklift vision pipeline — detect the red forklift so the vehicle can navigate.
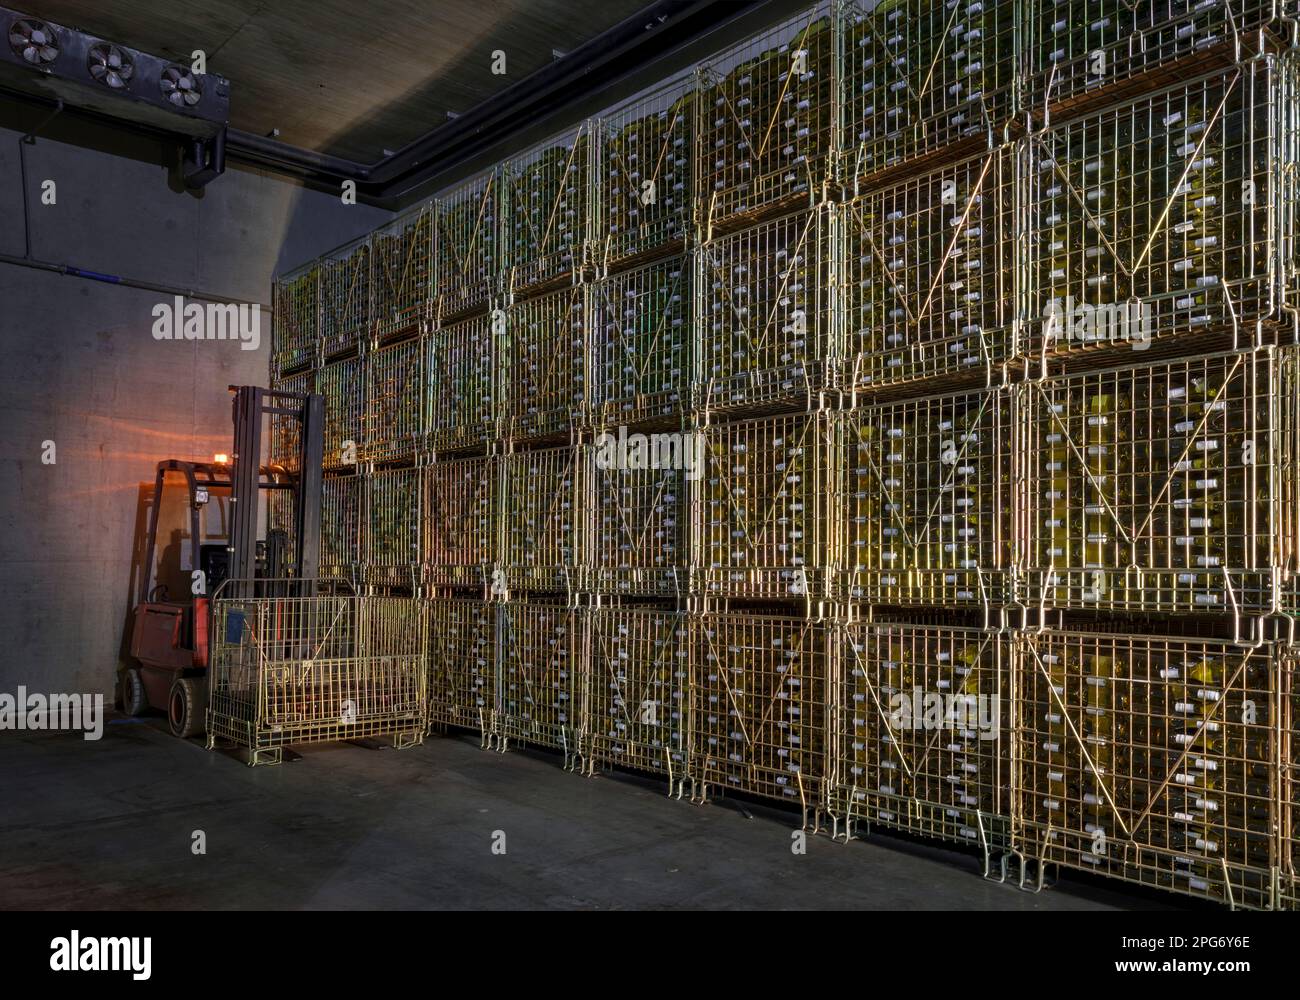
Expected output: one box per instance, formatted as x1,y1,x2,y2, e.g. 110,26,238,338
120,385,324,738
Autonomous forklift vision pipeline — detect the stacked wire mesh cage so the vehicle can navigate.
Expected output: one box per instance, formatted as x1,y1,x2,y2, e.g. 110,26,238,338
254,0,1300,907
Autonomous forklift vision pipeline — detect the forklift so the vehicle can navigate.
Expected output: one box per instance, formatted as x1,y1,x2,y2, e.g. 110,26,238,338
121,385,324,738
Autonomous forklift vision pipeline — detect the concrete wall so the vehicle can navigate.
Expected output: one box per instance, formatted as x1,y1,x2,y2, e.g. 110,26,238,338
0,105,390,699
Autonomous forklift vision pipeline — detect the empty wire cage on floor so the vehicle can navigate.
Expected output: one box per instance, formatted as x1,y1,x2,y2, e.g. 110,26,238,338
1021,57,1299,364
498,601,583,763
364,336,424,464
697,412,836,600
1020,349,1289,618
695,3,836,229
271,263,319,377
840,147,1014,393
1024,0,1296,114
319,474,362,583
693,612,829,821
361,466,421,588
587,432,690,596
840,386,1014,610
696,207,837,415
426,597,497,739
501,123,596,294
829,621,1011,857
502,446,580,593
436,171,500,321
207,593,425,765
320,235,371,360
595,76,695,269
1013,629,1280,910
504,285,588,441
319,356,364,472
584,606,692,790
838,0,1018,182
589,254,691,427
424,455,497,589
371,201,434,343
426,312,499,452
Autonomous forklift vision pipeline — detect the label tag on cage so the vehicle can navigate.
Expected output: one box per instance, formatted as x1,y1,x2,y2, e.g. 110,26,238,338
225,610,245,644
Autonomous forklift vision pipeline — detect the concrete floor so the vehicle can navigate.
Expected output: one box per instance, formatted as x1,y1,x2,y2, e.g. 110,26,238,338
0,719,1179,910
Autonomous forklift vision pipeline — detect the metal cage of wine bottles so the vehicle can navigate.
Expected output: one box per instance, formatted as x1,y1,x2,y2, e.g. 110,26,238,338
271,262,319,377
589,254,691,427
595,75,696,270
423,455,496,589
501,122,597,295
426,311,499,453
1019,348,1291,620
839,146,1016,393
364,336,424,464
837,0,1018,184
1283,652,1300,909
501,445,580,593
361,465,421,588
1012,629,1281,911
319,355,364,473
206,592,426,766
583,605,692,790
504,285,588,441
269,368,314,475
319,473,362,583
693,612,829,823
426,596,497,740
828,619,1012,862
695,3,836,230
497,600,583,764
839,385,1014,611
435,170,500,321
695,206,837,415
371,200,435,344
320,234,371,360
695,411,837,600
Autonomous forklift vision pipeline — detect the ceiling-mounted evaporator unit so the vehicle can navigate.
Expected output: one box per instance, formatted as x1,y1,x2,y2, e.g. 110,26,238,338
0,5,229,140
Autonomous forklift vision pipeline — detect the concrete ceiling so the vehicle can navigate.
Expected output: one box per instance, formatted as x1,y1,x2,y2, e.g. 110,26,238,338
20,0,653,161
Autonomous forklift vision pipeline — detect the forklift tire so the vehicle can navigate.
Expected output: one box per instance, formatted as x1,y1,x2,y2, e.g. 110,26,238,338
121,668,148,717
168,677,207,739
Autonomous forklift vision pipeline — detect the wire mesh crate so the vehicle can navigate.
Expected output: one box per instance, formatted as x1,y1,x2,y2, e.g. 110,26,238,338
319,356,364,472
504,285,588,441
424,455,497,589
696,3,836,229
1021,57,1298,364
269,369,315,475
320,235,372,359
436,171,500,321
498,600,583,763
207,593,425,765
697,412,836,600
426,596,497,738
838,0,1018,183
829,621,1011,856
693,612,829,820
584,606,692,789
364,336,424,464
271,262,319,376
1021,349,1288,617
696,207,837,415
426,311,498,453
595,75,695,269
840,146,1015,393
1025,0,1295,115
361,466,421,588
1013,629,1280,910
841,386,1014,610
1284,649,1300,910
320,473,362,583
501,445,580,593
501,122,595,294
587,431,690,596
589,254,690,427
371,200,434,343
